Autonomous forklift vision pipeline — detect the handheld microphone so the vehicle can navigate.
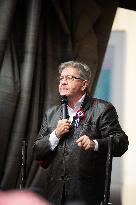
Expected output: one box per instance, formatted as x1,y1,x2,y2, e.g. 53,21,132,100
60,95,68,119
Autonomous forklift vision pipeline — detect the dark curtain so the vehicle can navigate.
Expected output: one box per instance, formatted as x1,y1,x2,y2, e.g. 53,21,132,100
0,0,117,191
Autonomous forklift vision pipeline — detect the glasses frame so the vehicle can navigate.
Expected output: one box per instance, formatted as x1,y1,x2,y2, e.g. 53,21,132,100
58,75,84,82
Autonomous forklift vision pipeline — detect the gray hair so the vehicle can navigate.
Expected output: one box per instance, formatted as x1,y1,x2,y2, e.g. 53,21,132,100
58,61,92,83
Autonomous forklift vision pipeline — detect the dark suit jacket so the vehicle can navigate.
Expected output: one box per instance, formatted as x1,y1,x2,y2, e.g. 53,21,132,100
33,95,129,205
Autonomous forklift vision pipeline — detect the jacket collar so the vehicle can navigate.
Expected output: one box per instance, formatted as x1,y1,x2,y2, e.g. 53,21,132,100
81,93,91,112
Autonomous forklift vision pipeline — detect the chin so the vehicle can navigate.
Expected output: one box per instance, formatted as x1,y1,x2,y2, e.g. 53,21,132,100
60,91,69,96
60,94,69,97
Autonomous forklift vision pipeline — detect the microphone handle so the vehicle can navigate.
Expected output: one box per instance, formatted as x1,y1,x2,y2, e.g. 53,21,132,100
62,103,68,119
61,95,68,119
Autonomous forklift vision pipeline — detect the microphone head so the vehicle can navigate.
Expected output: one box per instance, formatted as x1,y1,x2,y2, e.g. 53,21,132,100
60,95,68,104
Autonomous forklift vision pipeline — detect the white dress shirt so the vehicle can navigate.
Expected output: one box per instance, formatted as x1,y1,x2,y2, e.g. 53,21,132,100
49,94,98,151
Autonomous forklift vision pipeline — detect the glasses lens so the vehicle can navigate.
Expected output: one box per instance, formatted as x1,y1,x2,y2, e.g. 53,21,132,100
58,75,82,82
58,75,73,82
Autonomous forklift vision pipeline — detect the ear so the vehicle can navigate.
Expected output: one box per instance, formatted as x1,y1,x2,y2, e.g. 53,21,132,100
81,80,88,92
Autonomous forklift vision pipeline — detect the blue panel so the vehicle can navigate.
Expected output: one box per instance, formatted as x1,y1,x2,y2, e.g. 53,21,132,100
94,70,111,101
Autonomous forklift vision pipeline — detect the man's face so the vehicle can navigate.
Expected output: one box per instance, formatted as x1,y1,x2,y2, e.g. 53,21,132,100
59,66,88,99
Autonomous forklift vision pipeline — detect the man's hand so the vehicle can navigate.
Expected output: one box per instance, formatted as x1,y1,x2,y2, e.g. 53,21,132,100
55,119,70,139
76,135,95,150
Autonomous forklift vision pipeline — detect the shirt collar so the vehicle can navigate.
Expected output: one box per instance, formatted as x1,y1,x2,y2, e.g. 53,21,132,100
68,93,86,112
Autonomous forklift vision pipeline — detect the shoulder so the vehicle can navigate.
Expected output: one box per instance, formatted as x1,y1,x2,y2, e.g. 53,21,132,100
90,98,116,114
46,105,61,118
46,105,60,116
88,98,119,123
91,98,113,108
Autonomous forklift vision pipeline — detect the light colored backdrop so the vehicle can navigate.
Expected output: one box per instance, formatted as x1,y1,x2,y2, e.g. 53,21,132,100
95,8,136,205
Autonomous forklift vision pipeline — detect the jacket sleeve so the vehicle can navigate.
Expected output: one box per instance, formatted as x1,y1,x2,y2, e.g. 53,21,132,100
96,104,129,157
33,113,55,161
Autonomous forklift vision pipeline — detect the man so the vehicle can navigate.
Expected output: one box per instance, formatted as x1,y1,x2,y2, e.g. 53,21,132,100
33,61,129,205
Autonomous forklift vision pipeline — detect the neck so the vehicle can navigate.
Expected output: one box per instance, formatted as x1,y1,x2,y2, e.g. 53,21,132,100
68,98,79,108
67,93,85,108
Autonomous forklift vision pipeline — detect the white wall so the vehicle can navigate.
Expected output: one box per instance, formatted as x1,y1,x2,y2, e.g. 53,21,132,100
112,8,136,205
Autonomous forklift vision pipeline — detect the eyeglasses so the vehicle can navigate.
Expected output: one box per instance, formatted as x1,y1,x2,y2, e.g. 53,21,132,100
58,75,84,82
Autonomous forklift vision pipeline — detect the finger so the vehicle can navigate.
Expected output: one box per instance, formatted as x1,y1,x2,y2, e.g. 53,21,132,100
63,126,70,133
82,141,89,148
66,119,70,124
76,135,85,143
80,136,90,145
62,119,68,122
84,144,91,150
64,124,70,131
77,142,82,147
64,123,69,127
64,119,70,124
80,137,88,145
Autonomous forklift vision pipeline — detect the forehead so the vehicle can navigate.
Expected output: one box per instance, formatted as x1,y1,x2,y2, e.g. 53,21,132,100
61,66,80,76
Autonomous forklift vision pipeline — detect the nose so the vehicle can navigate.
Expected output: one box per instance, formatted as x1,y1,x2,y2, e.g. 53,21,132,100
60,78,68,84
